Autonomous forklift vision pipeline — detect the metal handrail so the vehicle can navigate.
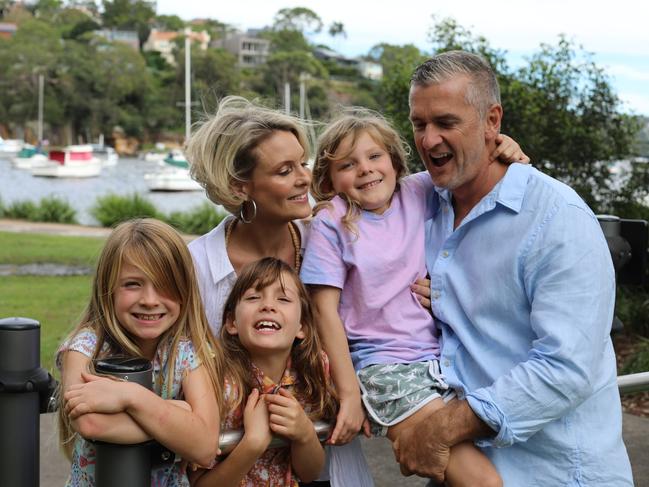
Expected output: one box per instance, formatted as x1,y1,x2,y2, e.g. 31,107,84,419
219,420,332,455
215,372,649,453
618,371,649,395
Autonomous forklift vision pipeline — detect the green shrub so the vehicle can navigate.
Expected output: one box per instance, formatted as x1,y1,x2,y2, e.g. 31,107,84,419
616,287,649,337
34,196,77,224
165,203,227,235
91,193,160,227
6,200,39,220
0,196,4,217
621,337,649,374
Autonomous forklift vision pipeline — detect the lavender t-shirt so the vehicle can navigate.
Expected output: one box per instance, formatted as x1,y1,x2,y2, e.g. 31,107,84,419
301,171,441,371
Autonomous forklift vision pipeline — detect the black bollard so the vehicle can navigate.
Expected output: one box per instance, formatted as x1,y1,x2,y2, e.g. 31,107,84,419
0,317,50,487
92,356,153,487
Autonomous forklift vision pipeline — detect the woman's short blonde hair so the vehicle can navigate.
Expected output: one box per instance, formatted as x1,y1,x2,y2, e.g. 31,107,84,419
186,96,310,214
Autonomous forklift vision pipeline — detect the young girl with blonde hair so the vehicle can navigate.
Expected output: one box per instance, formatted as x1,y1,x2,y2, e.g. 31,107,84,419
57,218,223,486
190,257,337,487
301,108,528,486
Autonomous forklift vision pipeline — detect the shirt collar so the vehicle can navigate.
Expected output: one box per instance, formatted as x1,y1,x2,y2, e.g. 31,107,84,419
492,163,531,213
431,162,531,215
251,357,297,394
205,216,235,285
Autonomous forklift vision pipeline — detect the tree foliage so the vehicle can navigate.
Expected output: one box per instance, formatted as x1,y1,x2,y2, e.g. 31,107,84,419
376,17,640,210
101,0,155,46
272,7,322,34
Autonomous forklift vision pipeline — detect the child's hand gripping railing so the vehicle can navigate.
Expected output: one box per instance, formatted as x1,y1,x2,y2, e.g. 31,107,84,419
2,314,649,485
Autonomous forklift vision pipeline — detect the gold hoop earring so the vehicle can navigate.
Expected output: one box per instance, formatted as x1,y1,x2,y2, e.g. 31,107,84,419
239,199,257,224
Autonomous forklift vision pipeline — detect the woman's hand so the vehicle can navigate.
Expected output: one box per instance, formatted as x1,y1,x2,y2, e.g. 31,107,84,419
265,388,314,443
491,134,530,164
64,371,133,419
241,389,272,453
411,277,431,310
328,394,370,445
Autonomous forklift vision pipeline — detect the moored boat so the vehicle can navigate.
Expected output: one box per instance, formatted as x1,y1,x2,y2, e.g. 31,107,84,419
144,165,202,191
0,137,23,155
12,145,48,169
91,144,119,166
162,149,189,168
31,144,101,178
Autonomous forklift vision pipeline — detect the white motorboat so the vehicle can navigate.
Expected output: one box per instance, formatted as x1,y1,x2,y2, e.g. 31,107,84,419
144,165,202,191
91,144,119,166
31,144,102,178
12,145,48,169
0,137,23,155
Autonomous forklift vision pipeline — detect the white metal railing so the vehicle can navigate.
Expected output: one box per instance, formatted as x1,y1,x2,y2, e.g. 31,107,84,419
218,420,332,455
216,372,649,453
617,371,649,395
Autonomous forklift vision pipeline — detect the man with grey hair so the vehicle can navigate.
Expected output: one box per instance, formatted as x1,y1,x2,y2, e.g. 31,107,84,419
393,50,633,485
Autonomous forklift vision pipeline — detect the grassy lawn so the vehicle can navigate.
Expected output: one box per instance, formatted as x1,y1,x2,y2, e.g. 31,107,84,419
0,275,93,372
0,231,104,372
0,231,104,266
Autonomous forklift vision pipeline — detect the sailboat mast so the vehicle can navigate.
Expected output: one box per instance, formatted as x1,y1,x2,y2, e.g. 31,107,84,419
185,28,191,141
38,74,44,144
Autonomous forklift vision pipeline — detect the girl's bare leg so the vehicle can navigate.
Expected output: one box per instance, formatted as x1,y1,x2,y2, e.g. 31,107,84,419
387,399,502,487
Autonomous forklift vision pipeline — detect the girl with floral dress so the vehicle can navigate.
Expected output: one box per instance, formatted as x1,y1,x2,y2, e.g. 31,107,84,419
190,257,337,487
57,218,224,486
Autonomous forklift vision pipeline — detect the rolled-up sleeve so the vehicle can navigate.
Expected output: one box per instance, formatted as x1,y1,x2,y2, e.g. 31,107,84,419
466,203,615,447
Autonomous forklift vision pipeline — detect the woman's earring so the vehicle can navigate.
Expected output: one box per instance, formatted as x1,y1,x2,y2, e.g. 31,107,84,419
239,199,257,224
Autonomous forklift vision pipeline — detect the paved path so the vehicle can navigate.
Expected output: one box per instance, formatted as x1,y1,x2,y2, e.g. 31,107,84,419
38,412,649,486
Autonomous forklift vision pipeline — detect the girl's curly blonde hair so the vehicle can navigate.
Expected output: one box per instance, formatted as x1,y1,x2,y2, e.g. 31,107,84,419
311,107,410,233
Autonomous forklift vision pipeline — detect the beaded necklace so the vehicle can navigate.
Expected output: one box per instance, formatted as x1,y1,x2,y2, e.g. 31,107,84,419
225,218,301,271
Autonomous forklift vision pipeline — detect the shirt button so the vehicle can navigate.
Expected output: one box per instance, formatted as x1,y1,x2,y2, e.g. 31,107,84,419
444,360,450,367
432,290,440,300
442,251,449,258
443,206,449,213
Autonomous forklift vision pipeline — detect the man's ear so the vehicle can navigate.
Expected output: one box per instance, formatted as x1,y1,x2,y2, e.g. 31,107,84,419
484,104,503,141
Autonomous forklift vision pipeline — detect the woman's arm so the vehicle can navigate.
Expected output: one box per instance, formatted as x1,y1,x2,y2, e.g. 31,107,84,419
265,388,324,483
191,389,271,487
61,350,151,444
65,364,220,466
310,285,369,444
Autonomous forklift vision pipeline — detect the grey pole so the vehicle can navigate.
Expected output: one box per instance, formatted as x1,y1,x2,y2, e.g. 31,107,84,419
0,317,50,487
92,357,153,487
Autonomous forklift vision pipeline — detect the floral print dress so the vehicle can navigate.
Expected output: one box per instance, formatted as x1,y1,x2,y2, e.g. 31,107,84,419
56,328,200,487
214,354,330,486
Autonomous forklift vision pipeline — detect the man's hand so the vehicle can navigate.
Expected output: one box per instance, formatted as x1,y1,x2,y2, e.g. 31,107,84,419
392,400,493,482
392,411,452,482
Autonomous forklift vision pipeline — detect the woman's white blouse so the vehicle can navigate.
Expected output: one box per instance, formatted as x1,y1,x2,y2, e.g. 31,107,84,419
188,216,374,486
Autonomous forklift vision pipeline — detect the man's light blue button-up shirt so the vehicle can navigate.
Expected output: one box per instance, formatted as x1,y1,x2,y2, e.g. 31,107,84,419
425,163,633,485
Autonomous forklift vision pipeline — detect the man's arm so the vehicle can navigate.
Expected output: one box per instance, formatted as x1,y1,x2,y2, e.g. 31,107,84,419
466,205,615,447
394,205,615,481
394,399,493,480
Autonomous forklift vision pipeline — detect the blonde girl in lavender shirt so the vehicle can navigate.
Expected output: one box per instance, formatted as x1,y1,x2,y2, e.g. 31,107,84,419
300,108,527,486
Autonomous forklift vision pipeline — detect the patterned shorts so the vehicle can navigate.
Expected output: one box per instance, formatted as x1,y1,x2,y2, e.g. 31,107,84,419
357,360,455,437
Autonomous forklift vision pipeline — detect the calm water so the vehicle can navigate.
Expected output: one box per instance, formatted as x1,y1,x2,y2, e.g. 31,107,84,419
0,155,215,225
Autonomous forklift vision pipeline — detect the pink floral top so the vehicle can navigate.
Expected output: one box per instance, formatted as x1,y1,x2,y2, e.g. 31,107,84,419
56,328,201,487
215,353,330,486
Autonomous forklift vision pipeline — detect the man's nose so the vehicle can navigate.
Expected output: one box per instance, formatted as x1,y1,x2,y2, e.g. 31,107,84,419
422,125,442,150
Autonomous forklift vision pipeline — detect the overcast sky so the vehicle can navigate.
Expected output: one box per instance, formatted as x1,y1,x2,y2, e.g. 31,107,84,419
157,0,649,115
